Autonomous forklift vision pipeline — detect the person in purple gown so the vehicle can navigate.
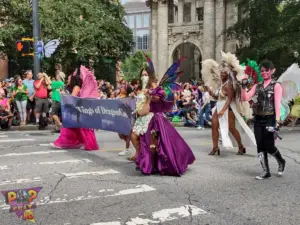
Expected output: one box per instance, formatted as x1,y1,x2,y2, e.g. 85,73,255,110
135,57,195,176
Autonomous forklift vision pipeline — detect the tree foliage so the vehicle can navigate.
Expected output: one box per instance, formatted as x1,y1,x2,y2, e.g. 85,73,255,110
120,51,151,81
228,0,300,74
0,0,133,76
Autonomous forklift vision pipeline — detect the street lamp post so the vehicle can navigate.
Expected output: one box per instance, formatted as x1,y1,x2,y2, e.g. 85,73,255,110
32,0,40,79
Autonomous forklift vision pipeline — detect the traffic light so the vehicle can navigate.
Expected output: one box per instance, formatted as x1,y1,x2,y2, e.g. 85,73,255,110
16,38,34,56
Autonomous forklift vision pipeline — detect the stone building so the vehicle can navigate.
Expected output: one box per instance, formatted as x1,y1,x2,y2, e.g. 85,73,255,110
146,0,238,81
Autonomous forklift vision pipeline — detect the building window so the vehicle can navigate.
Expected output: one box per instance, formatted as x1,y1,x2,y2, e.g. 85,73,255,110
143,34,148,50
196,7,203,21
136,14,142,28
128,15,134,28
143,14,150,27
183,2,191,22
136,30,149,50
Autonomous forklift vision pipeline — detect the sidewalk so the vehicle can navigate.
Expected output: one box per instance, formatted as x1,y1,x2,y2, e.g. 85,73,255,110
9,124,56,131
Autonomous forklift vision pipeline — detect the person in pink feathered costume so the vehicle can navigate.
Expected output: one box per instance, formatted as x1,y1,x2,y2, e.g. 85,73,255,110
50,65,99,151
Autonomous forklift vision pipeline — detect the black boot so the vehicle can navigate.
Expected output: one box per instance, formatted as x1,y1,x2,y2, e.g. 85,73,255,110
272,150,286,176
255,152,271,180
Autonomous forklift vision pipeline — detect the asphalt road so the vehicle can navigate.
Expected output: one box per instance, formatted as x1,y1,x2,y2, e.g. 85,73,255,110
0,126,299,225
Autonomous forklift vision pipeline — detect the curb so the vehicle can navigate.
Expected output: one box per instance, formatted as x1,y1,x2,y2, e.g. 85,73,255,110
171,122,185,127
9,125,56,131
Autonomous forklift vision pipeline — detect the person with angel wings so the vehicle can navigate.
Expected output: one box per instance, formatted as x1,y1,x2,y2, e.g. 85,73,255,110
241,59,286,180
202,52,256,156
134,54,195,176
50,64,99,151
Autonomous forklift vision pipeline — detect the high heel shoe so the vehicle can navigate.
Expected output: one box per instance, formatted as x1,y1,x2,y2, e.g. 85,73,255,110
208,148,220,155
237,146,246,155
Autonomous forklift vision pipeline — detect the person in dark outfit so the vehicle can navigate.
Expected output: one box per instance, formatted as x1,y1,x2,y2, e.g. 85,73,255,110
241,59,286,180
0,105,13,130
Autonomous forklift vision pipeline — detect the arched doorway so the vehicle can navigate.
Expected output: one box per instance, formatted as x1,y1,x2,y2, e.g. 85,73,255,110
172,42,202,83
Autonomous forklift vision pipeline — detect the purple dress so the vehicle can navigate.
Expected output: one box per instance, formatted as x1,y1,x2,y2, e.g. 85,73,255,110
136,87,195,176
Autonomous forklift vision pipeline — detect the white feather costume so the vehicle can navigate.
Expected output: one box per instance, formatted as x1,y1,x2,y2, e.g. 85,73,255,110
201,59,220,92
201,52,256,149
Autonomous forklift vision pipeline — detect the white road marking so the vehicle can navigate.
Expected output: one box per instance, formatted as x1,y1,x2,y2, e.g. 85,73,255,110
0,177,42,186
0,150,68,157
90,205,207,225
126,218,157,224
0,169,118,187
0,185,156,210
35,159,92,165
1,159,93,170
39,144,52,147
62,170,119,178
0,138,35,143
91,222,121,225
91,223,121,225
98,189,114,193
0,166,8,170
0,135,8,138
152,205,207,221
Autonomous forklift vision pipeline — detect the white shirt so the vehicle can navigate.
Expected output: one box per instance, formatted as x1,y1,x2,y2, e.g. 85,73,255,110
202,92,211,106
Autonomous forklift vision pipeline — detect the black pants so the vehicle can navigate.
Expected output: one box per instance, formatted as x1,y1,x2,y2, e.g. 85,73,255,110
0,119,9,129
254,115,277,154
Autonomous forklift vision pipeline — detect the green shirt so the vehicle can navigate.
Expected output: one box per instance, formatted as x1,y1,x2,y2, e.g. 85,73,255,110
14,85,28,101
51,81,64,102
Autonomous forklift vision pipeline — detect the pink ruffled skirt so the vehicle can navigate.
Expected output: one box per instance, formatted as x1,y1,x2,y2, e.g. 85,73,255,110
54,128,99,151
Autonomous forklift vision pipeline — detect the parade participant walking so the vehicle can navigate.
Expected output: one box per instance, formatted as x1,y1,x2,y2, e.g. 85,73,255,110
117,86,132,156
242,59,286,180
51,65,99,151
129,65,154,161
135,56,195,176
202,53,255,156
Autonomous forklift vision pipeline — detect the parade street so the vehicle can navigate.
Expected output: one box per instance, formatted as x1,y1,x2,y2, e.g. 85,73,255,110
0,127,299,225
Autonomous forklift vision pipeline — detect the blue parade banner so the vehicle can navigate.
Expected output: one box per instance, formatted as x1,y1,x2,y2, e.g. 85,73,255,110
61,95,136,135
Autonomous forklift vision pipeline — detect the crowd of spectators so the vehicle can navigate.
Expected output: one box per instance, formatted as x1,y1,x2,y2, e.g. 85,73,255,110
0,69,213,131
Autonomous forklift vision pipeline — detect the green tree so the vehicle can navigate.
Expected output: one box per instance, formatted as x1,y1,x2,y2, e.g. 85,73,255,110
0,0,133,76
227,0,300,74
121,51,151,81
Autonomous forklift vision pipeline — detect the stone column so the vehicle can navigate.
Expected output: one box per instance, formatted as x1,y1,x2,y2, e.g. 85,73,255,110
191,0,196,22
225,0,238,52
203,0,215,59
178,0,183,23
215,0,225,61
151,2,158,72
194,50,200,80
157,0,169,79
190,44,195,80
